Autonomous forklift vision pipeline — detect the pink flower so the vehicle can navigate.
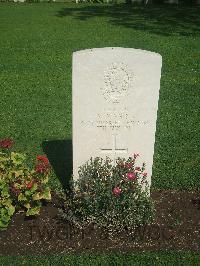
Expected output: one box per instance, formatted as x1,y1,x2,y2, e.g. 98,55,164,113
113,187,122,196
143,172,147,177
126,172,136,180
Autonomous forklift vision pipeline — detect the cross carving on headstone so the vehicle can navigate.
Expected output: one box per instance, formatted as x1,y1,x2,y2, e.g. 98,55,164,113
101,134,128,163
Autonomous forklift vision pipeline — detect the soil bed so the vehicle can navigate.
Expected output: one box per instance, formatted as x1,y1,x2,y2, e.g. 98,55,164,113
0,190,199,255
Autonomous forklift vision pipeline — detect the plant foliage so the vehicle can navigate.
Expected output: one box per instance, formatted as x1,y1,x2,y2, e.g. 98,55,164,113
61,154,155,232
0,139,51,230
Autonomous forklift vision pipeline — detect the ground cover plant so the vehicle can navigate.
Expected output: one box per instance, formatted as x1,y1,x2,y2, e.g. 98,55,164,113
0,2,199,264
0,139,51,229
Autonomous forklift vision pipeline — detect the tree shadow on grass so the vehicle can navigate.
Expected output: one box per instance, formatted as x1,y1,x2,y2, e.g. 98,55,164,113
56,4,200,37
42,139,72,191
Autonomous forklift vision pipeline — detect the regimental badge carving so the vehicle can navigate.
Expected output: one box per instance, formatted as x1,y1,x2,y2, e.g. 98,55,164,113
100,62,133,103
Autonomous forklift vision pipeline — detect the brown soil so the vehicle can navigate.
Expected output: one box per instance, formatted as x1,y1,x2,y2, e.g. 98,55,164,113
0,190,199,255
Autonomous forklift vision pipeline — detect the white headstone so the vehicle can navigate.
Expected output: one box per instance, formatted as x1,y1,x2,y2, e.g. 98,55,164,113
73,47,162,188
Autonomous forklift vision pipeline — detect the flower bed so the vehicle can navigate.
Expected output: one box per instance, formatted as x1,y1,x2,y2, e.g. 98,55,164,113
0,138,154,234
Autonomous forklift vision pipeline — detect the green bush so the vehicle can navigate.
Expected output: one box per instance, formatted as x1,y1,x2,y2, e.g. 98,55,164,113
0,139,51,230
61,155,155,232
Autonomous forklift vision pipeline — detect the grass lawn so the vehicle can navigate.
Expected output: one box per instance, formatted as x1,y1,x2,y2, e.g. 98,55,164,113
0,252,200,265
0,3,199,190
0,3,199,263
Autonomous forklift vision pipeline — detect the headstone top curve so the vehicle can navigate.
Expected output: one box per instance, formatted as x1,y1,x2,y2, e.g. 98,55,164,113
73,47,162,60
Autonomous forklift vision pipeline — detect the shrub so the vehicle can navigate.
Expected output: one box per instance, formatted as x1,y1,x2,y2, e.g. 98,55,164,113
61,154,155,232
0,138,51,230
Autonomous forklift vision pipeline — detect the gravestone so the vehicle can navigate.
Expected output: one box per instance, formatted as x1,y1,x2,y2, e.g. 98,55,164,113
73,47,162,188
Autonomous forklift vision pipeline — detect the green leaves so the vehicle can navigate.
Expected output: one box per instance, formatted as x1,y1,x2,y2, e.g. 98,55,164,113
11,152,26,166
0,197,15,230
32,188,51,201
0,147,52,230
18,193,27,201
43,188,51,200
7,203,15,216
62,156,154,232
26,204,41,216
0,182,9,198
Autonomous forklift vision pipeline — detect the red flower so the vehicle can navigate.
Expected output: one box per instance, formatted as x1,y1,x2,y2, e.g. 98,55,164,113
133,153,139,159
36,155,49,165
113,187,122,196
126,172,136,180
143,172,147,177
0,138,14,149
35,163,48,174
26,181,34,189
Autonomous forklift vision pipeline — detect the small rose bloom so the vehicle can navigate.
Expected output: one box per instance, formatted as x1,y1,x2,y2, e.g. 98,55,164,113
143,172,147,177
126,172,136,180
0,138,14,149
113,187,122,196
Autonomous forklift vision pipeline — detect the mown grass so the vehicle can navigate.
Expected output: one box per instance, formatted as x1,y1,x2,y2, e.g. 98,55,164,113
0,3,199,190
0,3,199,264
0,252,200,265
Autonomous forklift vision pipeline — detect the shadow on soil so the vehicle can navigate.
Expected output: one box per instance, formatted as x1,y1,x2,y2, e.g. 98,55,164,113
42,139,72,191
56,4,200,37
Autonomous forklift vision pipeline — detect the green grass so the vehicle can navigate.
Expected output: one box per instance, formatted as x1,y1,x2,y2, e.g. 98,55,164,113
0,4,199,263
0,3,199,190
0,252,200,265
